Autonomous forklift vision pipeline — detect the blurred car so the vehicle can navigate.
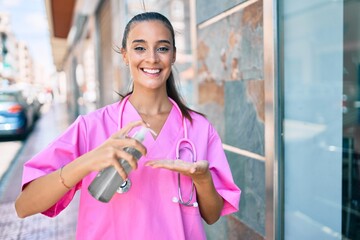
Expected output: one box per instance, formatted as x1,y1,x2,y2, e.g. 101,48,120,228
25,89,42,120
0,88,37,138
13,83,44,119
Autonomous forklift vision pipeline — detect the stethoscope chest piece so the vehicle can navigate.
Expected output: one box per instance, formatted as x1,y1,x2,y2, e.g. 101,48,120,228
117,179,132,194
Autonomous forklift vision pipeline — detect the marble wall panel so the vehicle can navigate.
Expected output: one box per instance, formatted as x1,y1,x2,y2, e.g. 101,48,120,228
227,151,266,236
197,0,263,85
196,1,264,142
226,215,264,240
196,0,247,24
225,80,264,156
204,215,264,240
203,151,266,239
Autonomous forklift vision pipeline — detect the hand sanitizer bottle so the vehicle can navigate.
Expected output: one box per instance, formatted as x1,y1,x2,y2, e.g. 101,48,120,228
88,127,148,203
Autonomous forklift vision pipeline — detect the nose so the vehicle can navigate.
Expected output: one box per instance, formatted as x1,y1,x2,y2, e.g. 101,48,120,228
146,49,159,63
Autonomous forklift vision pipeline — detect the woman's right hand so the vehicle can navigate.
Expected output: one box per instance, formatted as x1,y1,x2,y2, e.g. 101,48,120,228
79,120,148,180
15,120,148,218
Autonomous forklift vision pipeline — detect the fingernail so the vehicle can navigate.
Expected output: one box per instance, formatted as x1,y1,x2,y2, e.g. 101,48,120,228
145,161,153,166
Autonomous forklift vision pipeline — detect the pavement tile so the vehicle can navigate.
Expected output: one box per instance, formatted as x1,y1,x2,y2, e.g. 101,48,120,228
0,200,77,240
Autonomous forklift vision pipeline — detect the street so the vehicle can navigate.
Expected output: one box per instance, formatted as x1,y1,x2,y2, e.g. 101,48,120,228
0,141,22,184
0,103,78,240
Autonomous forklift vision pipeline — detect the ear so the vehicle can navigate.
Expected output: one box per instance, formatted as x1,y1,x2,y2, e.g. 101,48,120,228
121,48,128,65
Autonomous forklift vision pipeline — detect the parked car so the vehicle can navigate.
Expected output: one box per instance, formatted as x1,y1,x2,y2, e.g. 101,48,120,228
0,88,37,138
13,83,44,120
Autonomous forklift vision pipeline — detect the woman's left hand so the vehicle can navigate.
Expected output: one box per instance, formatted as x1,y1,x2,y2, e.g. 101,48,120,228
145,159,210,180
146,158,223,224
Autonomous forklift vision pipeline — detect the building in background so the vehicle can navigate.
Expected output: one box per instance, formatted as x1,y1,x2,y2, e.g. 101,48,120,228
17,41,34,84
45,0,360,239
0,12,41,88
0,12,18,85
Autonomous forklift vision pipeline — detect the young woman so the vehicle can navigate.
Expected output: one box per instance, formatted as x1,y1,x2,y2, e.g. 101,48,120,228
15,12,240,239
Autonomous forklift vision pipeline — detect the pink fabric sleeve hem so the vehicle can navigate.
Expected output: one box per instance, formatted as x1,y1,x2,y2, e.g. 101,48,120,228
21,168,48,190
41,187,77,217
21,167,79,218
218,188,241,216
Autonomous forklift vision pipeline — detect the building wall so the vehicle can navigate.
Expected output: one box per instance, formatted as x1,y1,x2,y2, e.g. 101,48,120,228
17,41,34,84
195,0,265,239
95,0,116,107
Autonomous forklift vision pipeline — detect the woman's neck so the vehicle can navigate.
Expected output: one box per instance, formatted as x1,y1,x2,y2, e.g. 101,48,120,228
129,90,172,116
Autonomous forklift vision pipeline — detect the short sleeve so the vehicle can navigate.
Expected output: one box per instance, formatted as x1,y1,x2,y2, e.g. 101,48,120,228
207,124,241,216
21,116,87,217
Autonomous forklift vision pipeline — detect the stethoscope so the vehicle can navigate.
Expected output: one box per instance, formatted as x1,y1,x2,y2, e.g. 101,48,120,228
117,95,198,207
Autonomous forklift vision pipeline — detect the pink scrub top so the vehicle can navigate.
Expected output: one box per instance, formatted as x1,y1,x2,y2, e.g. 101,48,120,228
22,99,241,240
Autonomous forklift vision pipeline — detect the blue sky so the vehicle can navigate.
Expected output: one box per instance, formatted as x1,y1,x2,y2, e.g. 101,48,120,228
0,0,54,74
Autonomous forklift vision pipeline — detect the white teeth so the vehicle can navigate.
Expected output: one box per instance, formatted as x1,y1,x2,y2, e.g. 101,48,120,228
143,68,160,74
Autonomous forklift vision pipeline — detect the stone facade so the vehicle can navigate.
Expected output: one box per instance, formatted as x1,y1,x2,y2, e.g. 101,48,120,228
196,0,265,238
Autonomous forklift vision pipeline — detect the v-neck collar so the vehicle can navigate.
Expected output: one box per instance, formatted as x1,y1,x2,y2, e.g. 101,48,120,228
122,99,183,158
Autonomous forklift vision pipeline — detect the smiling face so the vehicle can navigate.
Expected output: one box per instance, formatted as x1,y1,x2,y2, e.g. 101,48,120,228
122,20,176,92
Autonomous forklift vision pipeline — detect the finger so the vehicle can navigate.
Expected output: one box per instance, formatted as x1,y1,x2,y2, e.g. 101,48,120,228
145,159,174,168
111,120,148,139
116,149,139,170
122,120,148,136
197,160,210,169
191,160,209,174
146,159,192,172
112,158,128,180
190,166,197,174
111,131,126,140
109,136,147,157
120,137,147,157
122,120,149,137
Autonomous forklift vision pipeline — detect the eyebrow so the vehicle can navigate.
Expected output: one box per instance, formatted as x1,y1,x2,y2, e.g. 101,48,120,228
131,39,171,44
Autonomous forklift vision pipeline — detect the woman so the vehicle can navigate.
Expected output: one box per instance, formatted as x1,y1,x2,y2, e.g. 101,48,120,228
15,12,240,239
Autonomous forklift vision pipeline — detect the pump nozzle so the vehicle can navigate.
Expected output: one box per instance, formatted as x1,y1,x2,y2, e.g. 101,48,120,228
132,127,156,142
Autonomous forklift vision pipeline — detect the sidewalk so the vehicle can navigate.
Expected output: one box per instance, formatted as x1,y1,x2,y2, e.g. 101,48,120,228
0,102,79,240
0,141,22,181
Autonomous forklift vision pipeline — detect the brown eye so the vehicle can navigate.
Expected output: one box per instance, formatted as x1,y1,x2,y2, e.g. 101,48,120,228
157,47,169,52
134,47,146,51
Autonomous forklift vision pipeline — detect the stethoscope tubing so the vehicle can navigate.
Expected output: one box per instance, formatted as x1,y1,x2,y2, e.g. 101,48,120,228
117,95,198,207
